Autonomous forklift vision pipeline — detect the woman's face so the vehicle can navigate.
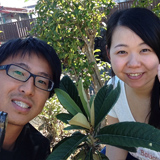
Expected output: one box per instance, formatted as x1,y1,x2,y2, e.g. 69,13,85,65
109,26,159,90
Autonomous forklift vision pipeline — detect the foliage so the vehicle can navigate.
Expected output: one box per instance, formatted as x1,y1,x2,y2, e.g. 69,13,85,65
38,94,71,148
46,76,160,160
132,0,154,8
32,0,114,93
152,2,160,18
131,0,160,17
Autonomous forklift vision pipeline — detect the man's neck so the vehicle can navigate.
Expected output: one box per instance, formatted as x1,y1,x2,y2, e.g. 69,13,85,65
2,123,24,151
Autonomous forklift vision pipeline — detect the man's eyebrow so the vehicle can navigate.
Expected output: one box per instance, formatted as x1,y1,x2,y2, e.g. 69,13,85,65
139,42,146,46
15,63,51,79
15,63,30,70
39,72,51,79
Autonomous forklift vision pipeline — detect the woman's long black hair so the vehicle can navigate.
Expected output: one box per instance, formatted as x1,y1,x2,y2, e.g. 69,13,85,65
106,7,160,128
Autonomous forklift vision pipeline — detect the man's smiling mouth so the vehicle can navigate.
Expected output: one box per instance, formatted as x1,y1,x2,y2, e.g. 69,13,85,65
13,101,31,109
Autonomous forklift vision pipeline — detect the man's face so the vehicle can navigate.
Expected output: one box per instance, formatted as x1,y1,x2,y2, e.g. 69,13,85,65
0,53,52,126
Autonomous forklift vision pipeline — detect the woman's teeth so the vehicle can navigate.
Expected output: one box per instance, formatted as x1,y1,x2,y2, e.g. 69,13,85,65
128,73,142,77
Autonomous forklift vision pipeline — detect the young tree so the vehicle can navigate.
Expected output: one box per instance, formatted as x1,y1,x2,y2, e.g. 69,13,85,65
32,0,115,94
46,76,160,160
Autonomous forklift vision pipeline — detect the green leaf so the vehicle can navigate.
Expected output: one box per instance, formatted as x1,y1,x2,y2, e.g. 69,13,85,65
56,113,73,124
90,97,95,127
93,153,103,160
89,95,96,108
94,49,101,53
64,125,86,130
94,82,120,128
110,145,136,153
85,148,93,160
97,151,109,160
69,113,91,130
96,122,160,152
47,134,87,160
59,76,86,116
55,88,82,115
73,149,86,159
78,79,90,118
73,148,93,160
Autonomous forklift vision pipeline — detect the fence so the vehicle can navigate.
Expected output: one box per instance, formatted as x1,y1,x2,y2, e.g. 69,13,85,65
0,18,35,42
0,0,160,42
107,0,160,20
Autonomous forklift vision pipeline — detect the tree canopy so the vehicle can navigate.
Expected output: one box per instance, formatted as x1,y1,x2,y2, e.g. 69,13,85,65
32,0,115,93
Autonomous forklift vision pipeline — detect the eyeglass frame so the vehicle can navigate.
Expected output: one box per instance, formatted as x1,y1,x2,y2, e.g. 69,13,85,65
0,64,54,92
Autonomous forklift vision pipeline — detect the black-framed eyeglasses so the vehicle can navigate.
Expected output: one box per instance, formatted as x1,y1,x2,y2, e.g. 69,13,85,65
0,64,54,92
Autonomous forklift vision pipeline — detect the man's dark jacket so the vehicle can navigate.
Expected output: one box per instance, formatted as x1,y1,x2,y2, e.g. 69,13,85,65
0,123,50,160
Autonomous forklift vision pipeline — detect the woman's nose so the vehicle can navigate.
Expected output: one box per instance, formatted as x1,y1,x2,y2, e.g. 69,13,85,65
127,53,141,68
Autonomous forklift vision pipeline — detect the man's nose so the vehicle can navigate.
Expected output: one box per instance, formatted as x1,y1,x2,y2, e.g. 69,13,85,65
18,77,35,96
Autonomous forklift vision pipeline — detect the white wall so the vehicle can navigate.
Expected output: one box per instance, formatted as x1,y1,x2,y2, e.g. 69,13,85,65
113,0,128,2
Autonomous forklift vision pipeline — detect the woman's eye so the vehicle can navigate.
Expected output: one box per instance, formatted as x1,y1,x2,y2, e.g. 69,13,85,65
117,50,127,54
141,49,151,53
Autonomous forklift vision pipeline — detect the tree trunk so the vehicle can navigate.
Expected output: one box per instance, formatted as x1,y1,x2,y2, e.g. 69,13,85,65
82,30,104,94
87,45,104,94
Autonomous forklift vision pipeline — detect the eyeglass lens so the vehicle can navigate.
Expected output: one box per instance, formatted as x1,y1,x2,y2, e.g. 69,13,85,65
7,65,53,91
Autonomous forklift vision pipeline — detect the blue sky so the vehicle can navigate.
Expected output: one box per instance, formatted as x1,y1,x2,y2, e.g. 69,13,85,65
0,0,37,7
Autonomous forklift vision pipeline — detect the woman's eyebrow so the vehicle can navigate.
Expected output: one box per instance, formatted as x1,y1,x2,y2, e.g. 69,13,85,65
114,42,146,48
114,44,128,48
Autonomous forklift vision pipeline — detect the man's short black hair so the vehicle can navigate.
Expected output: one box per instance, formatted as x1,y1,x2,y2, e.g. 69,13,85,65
0,37,62,97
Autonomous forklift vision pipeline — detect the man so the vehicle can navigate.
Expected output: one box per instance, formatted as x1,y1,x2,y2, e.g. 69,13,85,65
0,37,62,160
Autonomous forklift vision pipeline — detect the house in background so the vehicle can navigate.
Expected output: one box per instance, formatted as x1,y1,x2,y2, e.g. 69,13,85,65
0,6,29,24
24,4,37,19
0,5,36,43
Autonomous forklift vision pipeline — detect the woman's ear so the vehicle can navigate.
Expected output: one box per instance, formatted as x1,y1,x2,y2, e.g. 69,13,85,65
106,45,110,60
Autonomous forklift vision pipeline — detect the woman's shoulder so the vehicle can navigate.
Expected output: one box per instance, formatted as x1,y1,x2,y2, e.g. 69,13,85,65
107,76,123,87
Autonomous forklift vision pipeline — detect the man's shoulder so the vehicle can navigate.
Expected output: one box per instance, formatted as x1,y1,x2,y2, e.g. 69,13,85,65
0,123,50,160
17,123,50,159
25,123,50,146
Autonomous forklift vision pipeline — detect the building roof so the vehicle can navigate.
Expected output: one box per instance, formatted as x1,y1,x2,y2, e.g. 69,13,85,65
0,6,28,14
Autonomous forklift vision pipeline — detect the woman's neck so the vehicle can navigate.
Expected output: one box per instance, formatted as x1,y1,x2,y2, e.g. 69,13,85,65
125,82,153,99
125,83,151,123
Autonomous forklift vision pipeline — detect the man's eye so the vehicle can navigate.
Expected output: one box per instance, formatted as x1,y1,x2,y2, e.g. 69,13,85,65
14,71,24,76
38,80,47,85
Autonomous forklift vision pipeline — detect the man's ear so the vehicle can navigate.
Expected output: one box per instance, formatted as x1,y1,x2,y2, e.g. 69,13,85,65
106,45,110,60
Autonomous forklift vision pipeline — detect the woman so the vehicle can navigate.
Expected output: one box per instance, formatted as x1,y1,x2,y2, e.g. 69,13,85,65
105,7,160,160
